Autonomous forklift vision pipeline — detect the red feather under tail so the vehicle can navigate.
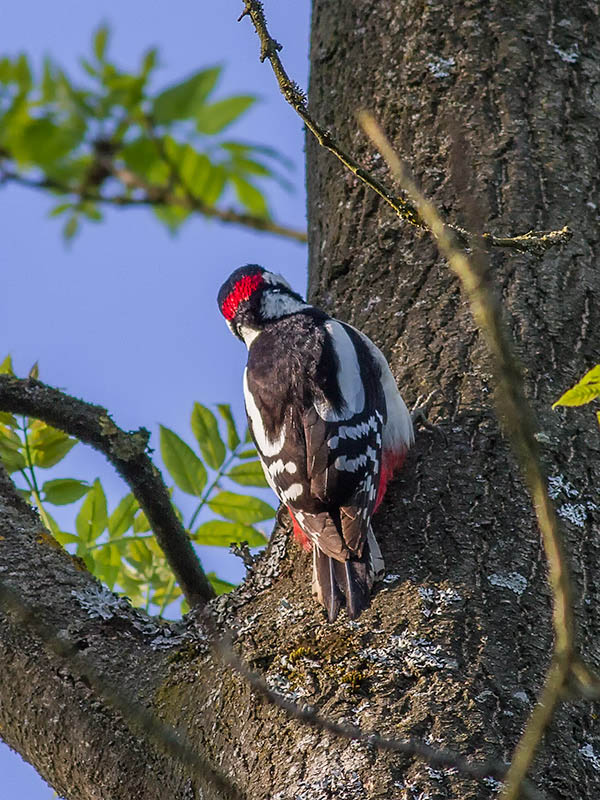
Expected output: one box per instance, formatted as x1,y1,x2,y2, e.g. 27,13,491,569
374,448,407,511
288,507,312,551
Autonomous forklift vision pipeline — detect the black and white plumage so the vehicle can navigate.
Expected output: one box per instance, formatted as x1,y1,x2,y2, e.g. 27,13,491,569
218,265,413,621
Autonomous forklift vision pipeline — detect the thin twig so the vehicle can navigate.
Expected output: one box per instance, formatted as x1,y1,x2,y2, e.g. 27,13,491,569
238,0,571,255
0,167,307,244
0,578,242,800
358,112,592,800
0,375,214,608
218,640,546,800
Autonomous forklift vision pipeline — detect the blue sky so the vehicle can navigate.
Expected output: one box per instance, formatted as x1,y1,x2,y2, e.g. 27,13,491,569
1,1,310,794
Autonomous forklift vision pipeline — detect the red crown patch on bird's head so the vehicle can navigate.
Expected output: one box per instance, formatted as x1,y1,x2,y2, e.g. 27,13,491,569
219,269,265,321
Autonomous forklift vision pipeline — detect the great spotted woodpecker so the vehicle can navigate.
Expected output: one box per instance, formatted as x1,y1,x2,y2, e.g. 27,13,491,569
217,265,413,621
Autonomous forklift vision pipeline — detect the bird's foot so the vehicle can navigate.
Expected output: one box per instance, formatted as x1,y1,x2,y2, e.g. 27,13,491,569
410,390,447,442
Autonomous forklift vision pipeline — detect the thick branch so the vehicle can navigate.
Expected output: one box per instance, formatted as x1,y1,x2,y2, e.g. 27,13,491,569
0,167,307,244
0,578,240,800
359,113,587,800
0,375,214,607
0,464,240,799
239,0,572,255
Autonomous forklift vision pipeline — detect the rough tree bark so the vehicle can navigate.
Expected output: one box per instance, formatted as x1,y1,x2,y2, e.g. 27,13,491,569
1,1,599,799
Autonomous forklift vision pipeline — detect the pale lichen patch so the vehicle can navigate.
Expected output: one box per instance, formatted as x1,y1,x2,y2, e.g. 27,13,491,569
427,55,456,78
418,585,462,617
580,743,600,771
360,632,458,671
557,503,588,527
71,584,128,620
487,572,527,596
548,40,579,63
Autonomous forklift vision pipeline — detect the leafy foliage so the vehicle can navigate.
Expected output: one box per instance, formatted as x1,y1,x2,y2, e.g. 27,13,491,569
0,356,274,617
0,26,293,239
553,365,600,409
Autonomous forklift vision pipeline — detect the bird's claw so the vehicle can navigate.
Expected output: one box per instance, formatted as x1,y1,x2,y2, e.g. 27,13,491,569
410,390,447,443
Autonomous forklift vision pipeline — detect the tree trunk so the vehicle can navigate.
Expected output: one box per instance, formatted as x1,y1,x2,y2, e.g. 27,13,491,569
2,1,600,799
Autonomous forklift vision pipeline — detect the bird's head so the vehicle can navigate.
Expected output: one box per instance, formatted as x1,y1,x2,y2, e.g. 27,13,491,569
217,264,307,346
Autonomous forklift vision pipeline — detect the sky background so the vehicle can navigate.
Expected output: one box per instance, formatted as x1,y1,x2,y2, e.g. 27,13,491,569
1,1,311,795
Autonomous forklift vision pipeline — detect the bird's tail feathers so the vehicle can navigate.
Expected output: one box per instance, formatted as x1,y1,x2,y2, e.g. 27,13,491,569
313,540,381,621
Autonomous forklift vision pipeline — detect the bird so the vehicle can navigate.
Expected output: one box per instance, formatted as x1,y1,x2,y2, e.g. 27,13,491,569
217,264,413,621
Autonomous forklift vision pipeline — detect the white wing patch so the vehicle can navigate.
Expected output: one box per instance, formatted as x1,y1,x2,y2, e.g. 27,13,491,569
281,483,303,502
335,446,378,472
267,459,297,478
314,320,365,422
327,414,379,448
343,323,413,453
243,368,286,457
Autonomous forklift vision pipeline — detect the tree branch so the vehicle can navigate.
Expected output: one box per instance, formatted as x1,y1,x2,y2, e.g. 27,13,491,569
358,112,597,800
0,577,241,800
0,167,308,244
238,0,572,256
0,375,214,608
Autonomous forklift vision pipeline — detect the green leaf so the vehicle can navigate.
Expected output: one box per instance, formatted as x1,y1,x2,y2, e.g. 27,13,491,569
152,580,182,609
80,58,99,79
0,355,14,375
195,95,255,134
133,509,151,533
0,425,26,473
217,404,240,450
229,155,271,177
0,57,13,84
109,493,138,537
12,118,84,167
141,48,158,78
201,163,226,206
123,537,154,572
53,530,80,547
152,67,221,124
92,541,121,589
553,365,600,408
14,54,32,92
76,479,108,544
0,412,18,427
231,174,268,217
29,422,77,468
163,140,212,195
160,425,207,496
153,204,191,234
236,448,258,459
207,572,236,596
227,460,268,488
193,520,268,548
191,403,226,469
207,491,275,524
119,571,147,606
93,25,110,62
222,141,294,171
121,137,170,186
63,214,80,241
42,478,89,505
41,58,57,101
48,202,73,218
